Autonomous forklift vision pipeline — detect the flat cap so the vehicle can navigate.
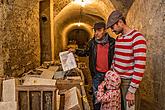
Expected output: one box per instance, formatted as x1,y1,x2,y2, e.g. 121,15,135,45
93,22,106,31
106,10,123,29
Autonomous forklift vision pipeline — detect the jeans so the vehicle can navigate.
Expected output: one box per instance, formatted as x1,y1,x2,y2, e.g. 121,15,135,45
92,71,105,110
120,79,141,110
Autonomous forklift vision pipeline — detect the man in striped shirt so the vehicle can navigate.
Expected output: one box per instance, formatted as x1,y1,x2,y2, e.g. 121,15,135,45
106,10,147,110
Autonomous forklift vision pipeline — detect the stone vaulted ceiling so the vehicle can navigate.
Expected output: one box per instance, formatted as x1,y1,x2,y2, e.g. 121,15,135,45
53,0,135,56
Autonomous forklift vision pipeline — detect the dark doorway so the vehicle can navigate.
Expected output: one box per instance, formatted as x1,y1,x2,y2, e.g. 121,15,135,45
67,29,90,49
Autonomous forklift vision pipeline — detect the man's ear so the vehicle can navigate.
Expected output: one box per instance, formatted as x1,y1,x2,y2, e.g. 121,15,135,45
118,19,123,24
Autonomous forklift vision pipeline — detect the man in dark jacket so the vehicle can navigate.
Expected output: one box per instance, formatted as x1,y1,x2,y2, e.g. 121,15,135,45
71,22,115,110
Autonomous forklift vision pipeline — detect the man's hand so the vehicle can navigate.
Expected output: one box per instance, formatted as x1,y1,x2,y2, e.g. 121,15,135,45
126,91,135,108
68,48,75,53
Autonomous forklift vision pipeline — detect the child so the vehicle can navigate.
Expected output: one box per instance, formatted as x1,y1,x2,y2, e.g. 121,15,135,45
97,70,121,110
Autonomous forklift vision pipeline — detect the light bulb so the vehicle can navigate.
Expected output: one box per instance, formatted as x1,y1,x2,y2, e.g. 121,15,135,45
73,0,95,6
75,22,81,27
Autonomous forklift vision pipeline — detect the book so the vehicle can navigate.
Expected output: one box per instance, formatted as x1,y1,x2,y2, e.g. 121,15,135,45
59,51,77,71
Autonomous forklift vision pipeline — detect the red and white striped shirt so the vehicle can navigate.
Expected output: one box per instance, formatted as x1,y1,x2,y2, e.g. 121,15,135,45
112,30,147,93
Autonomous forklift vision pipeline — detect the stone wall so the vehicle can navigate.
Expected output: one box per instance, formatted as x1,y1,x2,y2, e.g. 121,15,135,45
54,0,70,16
0,2,5,76
109,0,135,16
1,0,40,77
127,0,165,109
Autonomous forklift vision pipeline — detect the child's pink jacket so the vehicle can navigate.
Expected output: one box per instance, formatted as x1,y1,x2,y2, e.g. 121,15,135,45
97,70,121,110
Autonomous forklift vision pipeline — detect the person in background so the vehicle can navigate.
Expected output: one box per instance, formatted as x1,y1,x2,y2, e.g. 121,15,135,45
106,10,147,110
69,22,115,110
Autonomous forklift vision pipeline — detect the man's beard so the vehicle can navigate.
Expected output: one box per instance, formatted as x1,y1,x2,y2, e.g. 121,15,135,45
113,29,123,35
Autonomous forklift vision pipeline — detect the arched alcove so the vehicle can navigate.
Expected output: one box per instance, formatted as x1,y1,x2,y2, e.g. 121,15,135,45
54,0,115,58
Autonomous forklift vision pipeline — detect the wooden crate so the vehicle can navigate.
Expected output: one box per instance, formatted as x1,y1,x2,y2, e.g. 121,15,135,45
56,80,90,110
16,85,57,110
